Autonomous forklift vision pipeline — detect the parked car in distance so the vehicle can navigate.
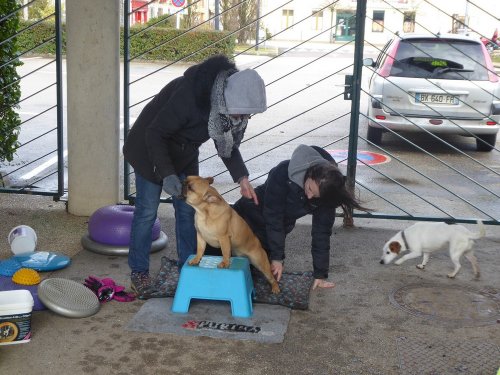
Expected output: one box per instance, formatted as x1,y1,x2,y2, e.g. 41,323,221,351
363,33,500,151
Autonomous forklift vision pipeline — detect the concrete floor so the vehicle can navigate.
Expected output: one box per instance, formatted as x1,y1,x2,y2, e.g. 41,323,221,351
0,194,499,375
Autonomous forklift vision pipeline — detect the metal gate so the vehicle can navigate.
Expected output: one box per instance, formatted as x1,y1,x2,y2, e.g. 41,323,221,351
0,0,65,199
123,0,499,226
0,1,496,224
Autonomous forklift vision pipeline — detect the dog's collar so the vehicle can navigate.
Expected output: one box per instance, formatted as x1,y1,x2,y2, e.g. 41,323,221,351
400,230,409,250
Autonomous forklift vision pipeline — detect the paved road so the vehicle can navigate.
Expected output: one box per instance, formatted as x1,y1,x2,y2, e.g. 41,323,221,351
2,44,499,223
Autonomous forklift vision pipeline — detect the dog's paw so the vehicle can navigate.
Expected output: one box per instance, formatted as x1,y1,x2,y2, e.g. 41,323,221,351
416,264,425,270
271,283,280,294
447,273,456,279
188,257,201,266
394,259,403,265
217,261,230,269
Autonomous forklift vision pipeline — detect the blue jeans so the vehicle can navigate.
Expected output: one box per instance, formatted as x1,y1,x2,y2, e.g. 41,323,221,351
128,172,162,274
172,173,196,267
128,172,197,274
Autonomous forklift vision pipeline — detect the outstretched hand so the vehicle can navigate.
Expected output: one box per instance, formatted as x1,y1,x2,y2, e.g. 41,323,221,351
312,279,336,290
239,176,259,205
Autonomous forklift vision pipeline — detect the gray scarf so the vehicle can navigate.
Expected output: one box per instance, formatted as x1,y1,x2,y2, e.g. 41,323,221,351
208,70,249,159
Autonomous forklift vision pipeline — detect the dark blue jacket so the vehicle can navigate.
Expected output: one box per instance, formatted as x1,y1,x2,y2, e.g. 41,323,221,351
233,153,336,279
123,55,248,184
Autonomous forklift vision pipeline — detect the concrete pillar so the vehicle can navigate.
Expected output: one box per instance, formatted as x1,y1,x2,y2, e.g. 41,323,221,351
66,0,121,216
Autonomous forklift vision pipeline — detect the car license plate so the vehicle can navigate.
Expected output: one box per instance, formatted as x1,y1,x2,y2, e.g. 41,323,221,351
415,93,458,105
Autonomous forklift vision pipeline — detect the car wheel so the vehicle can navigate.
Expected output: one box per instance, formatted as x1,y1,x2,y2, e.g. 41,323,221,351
367,125,383,145
476,133,497,152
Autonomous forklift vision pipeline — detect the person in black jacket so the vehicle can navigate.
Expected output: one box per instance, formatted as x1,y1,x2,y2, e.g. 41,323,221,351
123,55,267,299
232,144,368,290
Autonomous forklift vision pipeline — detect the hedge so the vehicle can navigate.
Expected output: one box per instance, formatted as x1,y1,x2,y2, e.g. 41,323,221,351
0,0,22,162
16,20,235,63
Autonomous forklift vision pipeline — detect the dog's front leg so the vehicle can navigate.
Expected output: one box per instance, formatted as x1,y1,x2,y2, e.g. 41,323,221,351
247,251,280,294
188,232,207,266
217,236,232,268
416,253,430,270
394,251,421,265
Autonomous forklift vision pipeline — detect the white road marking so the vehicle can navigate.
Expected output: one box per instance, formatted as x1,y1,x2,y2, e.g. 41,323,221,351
20,150,68,180
18,116,136,180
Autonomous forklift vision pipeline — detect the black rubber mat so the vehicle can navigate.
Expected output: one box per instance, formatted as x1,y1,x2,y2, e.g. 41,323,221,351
153,256,314,310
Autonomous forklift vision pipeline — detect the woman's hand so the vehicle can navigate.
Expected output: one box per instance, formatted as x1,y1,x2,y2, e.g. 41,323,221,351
239,176,259,205
271,260,283,282
312,279,336,290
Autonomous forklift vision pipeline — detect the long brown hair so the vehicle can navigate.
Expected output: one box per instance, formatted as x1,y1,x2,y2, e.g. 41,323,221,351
304,163,370,212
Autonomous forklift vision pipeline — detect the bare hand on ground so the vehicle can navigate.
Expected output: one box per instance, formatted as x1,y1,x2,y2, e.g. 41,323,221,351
312,279,336,290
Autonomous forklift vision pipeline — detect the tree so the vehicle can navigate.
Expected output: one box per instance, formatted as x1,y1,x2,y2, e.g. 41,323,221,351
181,0,203,29
220,0,257,45
0,0,22,162
28,0,54,20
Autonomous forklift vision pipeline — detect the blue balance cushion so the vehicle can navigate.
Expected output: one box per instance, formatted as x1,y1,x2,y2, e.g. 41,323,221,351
0,258,23,277
13,251,71,271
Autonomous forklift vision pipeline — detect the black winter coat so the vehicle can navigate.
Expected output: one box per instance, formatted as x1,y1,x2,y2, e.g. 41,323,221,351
123,55,248,184
233,155,336,279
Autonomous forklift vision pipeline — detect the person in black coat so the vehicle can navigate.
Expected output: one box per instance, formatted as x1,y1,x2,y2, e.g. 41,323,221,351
123,55,267,298
232,144,368,290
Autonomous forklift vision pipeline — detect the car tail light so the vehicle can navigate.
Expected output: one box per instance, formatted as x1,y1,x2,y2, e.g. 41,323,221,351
375,115,386,120
481,44,499,83
429,119,443,125
486,121,497,125
491,103,500,115
371,98,382,109
379,40,400,78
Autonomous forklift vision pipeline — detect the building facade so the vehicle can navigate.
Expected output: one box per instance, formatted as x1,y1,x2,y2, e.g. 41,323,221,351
259,0,498,44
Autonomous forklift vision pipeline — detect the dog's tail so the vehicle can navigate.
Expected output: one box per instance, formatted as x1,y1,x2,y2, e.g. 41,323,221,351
471,220,486,239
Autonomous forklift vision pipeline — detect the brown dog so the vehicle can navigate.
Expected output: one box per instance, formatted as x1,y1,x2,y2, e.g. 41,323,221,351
182,176,280,294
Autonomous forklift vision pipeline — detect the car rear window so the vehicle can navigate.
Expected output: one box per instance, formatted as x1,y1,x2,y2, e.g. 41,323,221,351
390,39,489,80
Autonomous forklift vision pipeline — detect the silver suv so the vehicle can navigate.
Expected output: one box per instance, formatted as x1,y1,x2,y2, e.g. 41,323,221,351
364,33,499,151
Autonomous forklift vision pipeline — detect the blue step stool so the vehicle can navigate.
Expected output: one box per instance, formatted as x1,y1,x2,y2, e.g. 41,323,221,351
171,255,255,318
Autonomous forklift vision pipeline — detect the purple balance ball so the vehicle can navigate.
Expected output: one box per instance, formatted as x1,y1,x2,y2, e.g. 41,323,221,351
88,205,161,246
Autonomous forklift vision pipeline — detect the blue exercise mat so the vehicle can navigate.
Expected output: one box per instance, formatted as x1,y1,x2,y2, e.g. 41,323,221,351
13,251,71,271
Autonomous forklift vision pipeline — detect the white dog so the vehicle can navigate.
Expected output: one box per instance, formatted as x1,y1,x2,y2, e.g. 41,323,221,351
379,221,485,279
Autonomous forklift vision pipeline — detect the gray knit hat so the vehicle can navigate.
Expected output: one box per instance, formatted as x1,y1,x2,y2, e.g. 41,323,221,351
224,69,267,114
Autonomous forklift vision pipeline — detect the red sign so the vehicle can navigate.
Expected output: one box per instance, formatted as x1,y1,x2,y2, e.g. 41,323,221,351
131,0,148,10
327,150,391,166
172,0,186,7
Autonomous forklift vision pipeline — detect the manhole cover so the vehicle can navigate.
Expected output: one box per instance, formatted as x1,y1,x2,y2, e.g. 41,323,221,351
389,284,500,327
396,337,500,375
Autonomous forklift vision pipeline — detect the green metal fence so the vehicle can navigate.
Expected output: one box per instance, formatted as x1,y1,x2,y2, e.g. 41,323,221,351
0,0,65,199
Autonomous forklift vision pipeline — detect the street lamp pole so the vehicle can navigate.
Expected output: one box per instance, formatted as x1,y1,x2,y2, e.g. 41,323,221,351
464,0,469,32
215,0,220,30
255,0,260,51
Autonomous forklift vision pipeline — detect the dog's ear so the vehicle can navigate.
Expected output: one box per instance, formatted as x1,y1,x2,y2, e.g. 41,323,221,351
204,193,220,203
206,177,214,185
389,241,401,254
